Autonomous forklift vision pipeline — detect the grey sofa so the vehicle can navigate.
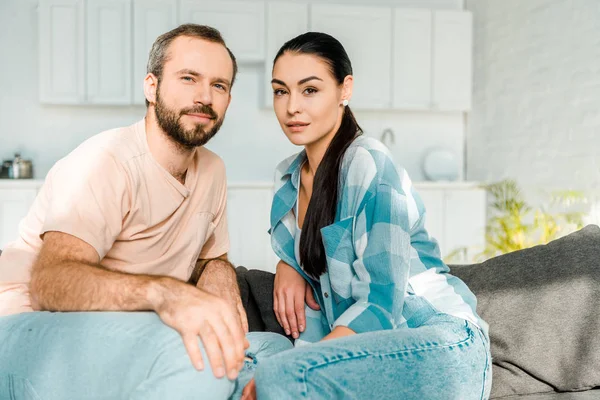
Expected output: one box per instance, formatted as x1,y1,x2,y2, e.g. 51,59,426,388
450,225,600,398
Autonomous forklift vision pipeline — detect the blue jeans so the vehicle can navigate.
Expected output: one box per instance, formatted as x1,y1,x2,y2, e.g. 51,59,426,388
0,311,292,399
253,312,492,400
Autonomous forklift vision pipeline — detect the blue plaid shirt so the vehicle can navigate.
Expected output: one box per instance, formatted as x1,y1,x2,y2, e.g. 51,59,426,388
269,136,488,342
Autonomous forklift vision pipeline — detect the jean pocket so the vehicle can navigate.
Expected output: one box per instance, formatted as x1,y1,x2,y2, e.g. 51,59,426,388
1,374,42,400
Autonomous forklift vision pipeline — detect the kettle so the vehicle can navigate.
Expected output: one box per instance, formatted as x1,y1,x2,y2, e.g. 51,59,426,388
1,153,33,179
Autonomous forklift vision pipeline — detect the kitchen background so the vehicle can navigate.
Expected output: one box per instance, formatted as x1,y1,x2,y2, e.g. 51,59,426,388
0,0,599,270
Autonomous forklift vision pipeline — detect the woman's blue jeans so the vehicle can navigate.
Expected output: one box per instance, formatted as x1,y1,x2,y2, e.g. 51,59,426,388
252,312,492,400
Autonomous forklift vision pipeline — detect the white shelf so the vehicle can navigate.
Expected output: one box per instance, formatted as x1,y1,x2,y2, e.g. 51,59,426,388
0,179,45,190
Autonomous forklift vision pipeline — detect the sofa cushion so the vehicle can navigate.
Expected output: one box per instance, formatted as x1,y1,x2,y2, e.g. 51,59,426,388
500,390,600,399
450,225,600,398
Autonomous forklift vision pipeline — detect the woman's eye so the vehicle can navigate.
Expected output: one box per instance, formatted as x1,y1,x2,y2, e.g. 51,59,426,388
304,87,317,95
273,89,287,96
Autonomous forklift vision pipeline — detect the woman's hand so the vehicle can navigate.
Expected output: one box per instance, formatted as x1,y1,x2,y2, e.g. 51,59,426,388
273,260,320,338
321,325,356,341
241,378,256,400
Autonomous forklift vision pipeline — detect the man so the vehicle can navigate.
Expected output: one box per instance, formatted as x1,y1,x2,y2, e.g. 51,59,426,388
0,24,289,399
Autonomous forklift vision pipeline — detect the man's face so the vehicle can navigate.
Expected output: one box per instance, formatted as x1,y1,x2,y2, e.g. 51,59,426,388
152,36,233,149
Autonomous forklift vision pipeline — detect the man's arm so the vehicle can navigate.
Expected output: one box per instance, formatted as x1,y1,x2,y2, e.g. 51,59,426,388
30,231,247,380
188,254,230,287
30,231,167,311
190,254,249,333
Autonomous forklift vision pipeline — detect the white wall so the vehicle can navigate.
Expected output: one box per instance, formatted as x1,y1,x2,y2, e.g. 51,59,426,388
466,0,600,198
0,0,465,183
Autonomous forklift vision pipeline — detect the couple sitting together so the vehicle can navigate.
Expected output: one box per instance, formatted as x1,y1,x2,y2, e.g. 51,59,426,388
0,24,491,400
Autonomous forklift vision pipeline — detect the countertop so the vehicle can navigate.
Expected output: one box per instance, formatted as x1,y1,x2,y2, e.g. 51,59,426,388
0,179,484,190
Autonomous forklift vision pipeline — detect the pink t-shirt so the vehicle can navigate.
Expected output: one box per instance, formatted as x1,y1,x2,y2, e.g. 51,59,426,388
0,119,229,316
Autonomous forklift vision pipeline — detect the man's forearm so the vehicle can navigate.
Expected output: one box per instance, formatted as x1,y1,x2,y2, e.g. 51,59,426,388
197,259,237,292
30,261,178,312
189,254,235,286
195,257,249,332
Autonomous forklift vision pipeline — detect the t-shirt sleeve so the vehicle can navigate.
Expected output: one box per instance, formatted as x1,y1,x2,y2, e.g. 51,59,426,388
41,150,129,260
198,176,230,259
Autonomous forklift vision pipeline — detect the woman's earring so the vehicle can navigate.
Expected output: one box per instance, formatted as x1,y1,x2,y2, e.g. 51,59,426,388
342,99,349,107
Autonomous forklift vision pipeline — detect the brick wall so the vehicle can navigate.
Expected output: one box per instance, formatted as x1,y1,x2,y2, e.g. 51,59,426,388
466,0,600,201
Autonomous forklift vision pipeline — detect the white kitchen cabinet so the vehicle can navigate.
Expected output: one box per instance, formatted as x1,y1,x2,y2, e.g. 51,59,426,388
133,0,178,105
264,2,309,108
416,188,444,248
0,183,40,250
310,4,393,110
39,0,85,104
443,187,486,262
39,0,132,105
0,181,485,268
432,10,473,111
86,0,132,104
392,9,472,111
226,183,277,272
179,1,265,62
226,183,486,270
415,183,486,263
392,9,432,110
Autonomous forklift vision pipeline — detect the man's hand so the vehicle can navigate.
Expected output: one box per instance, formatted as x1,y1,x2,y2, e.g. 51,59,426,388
196,257,249,333
274,260,320,339
241,378,257,400
151,277,248,380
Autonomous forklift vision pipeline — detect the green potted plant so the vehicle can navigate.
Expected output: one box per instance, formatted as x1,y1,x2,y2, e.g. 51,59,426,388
445,179,587,263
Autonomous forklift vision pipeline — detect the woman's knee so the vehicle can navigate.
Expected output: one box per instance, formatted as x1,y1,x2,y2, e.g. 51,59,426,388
246,331,293,359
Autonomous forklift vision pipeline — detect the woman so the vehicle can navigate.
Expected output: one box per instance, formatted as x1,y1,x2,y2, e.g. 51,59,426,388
242,32,491,399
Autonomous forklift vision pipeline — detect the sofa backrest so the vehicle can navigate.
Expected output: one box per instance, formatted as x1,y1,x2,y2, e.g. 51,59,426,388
450,225,600,397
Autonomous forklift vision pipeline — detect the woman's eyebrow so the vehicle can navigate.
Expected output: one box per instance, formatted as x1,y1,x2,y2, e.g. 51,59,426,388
298,76,323,85
271,76,323,87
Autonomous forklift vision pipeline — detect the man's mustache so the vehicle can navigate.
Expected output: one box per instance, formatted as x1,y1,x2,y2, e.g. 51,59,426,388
180,105,218,120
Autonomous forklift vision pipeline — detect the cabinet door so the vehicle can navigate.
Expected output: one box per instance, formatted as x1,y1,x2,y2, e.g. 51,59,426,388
264,2,308,108
132,0,178,105
432,11,472,111
392,9,432,110
86,0,132,104
444,188,486,263
0,189,38,250
311,5,392,109
39,0,85,104
179,1,265,62
227,186,275,272
415,188,446,255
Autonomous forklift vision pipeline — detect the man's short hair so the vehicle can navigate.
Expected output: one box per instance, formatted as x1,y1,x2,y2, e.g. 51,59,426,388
145,24,238,107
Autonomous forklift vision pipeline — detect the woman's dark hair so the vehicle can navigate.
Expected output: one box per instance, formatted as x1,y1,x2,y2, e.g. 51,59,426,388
273,32,362,277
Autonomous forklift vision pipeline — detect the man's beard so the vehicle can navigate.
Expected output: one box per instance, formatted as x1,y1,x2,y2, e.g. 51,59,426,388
154,87,225,150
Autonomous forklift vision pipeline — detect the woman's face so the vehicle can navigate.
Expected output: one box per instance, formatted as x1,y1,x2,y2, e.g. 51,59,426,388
271,52,350,148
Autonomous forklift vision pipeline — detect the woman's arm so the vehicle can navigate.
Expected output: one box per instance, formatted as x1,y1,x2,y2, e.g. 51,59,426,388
330,183,412,334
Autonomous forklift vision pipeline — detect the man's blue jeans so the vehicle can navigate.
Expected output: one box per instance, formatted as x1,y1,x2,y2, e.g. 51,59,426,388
0,311,292,399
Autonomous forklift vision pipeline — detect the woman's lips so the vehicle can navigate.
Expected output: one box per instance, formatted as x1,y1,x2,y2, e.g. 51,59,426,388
286,122,310,133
